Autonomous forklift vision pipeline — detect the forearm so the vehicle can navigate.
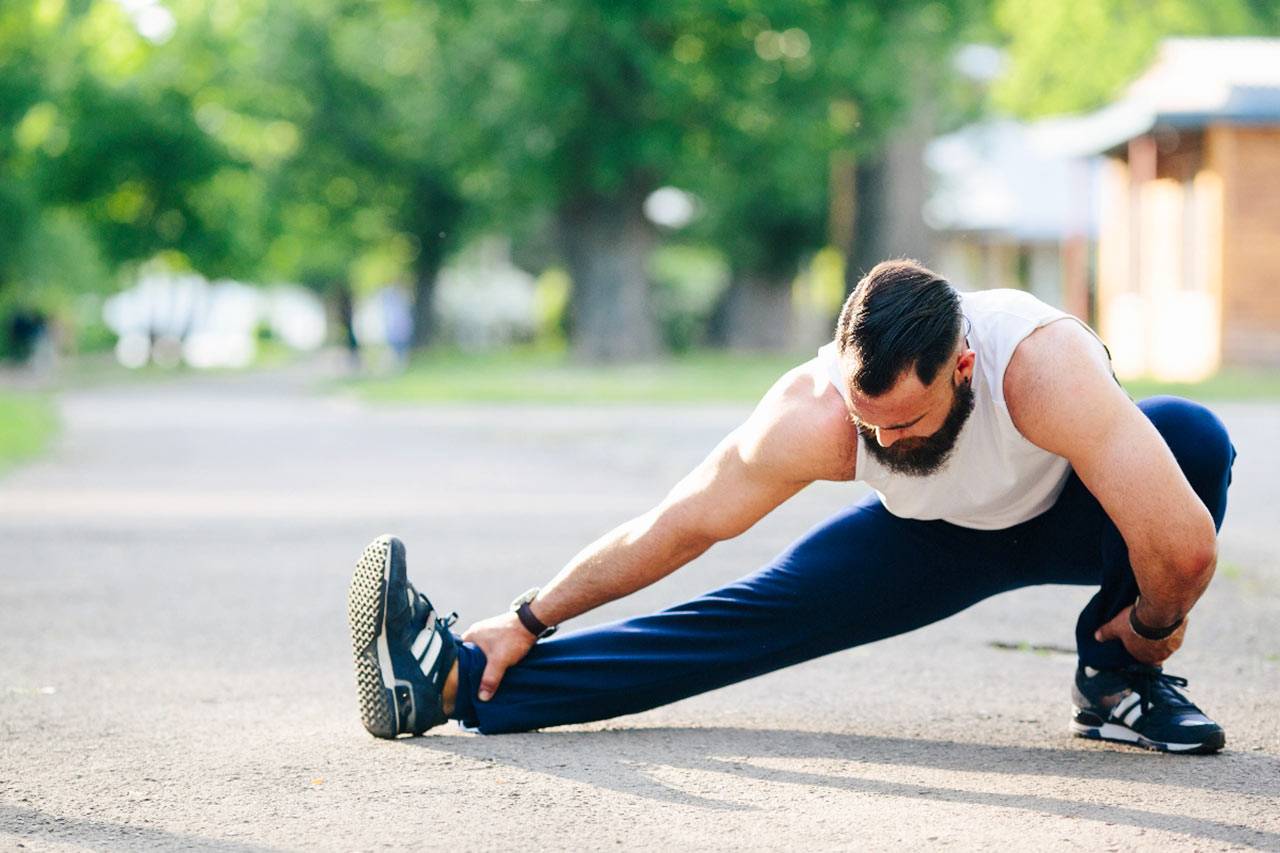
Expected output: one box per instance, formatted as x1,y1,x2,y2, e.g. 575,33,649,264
1128,525,1218,625
531,508,715,627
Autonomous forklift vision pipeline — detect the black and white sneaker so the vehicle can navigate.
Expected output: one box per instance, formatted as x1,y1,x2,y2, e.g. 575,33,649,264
347,535,458,738
1070,664,1225,754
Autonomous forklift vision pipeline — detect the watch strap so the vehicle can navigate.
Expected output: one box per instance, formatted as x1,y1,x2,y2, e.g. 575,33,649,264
516,600,556,639
1128,599,1183,641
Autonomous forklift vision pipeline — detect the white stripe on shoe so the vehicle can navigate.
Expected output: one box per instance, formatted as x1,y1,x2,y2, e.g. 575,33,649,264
418,630,442,677
409,613,437,659
411,628,430,660
1112,692,1141,719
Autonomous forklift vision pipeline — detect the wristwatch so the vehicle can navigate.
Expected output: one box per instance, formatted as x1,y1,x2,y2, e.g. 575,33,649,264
1128,597,1184,641
510,587,557,639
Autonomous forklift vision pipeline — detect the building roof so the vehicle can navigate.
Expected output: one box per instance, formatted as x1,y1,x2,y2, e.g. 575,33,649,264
925,118,1100,241
924,37,1280,239
1056,38,1280,155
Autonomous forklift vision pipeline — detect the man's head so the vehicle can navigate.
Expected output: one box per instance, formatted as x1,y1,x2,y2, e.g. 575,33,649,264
835,259,975,476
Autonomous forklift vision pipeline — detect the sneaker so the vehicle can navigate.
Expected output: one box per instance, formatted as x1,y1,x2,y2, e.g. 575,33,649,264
1070,664,1225,754
347,535,458,738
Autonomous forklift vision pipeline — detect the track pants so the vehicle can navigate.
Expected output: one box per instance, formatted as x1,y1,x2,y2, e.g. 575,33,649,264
452,397,1236,734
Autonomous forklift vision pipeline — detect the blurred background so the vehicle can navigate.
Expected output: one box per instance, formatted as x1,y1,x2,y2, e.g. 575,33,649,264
7,5,1280,843
3,0,1280,459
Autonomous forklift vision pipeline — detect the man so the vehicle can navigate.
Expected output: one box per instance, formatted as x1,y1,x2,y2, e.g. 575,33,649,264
348,259,1235,753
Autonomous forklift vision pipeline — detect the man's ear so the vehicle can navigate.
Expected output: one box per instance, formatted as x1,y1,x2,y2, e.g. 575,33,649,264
955,348,976,384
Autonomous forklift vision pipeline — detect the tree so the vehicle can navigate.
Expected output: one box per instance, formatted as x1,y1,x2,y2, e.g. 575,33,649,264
219,0,468,350
675,3,975,350
0,0,272,355
436,3,676,360
992,0,1280,118
438,2,979,359
0,0,191,357
338,0,468,348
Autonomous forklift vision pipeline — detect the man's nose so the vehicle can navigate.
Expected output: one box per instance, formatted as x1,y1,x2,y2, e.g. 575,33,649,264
875,427,901,448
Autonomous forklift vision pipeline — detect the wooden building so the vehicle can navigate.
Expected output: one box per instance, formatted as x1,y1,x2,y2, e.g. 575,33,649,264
1081,39,1280,380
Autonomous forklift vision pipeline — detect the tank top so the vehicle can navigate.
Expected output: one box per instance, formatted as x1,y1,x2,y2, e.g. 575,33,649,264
818,288,1104,530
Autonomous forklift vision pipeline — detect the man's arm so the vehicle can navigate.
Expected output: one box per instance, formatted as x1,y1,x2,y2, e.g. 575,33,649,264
461,362,856,700
1004,320,1218,664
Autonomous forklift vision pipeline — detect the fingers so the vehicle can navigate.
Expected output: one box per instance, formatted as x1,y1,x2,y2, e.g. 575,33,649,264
1093,607,1126,643
478,658,507,703
459,613,536,702
1092,606,1189,666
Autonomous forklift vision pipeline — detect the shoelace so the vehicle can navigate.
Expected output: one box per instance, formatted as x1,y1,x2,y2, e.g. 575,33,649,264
408,583,457,635
418,593,458,634
1124,665,1193,714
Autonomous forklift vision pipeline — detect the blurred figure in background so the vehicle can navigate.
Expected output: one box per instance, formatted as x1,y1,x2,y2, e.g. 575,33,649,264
381,286,413,371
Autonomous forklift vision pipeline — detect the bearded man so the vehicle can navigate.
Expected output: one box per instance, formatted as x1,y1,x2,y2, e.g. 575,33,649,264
347,259,1234,754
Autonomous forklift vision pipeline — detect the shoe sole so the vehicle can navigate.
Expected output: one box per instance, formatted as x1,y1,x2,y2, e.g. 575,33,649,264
348,535,399,739
1070,719,1225,755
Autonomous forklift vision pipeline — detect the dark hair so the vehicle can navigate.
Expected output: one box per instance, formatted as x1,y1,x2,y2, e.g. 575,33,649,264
835,259,962,397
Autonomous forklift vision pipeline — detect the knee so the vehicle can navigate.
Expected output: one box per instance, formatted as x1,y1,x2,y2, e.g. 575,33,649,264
1138,396,1235,495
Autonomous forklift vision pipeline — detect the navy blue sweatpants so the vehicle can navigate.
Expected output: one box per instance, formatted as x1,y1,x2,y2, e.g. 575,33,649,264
452,397,1235,734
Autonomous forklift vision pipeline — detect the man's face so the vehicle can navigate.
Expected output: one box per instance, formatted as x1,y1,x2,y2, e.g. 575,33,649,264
846,353,976,477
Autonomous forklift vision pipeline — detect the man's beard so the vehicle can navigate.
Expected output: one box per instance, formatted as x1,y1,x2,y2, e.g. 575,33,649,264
858,378,975,477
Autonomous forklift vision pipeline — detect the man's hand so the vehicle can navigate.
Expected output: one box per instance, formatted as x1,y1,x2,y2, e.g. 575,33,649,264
461,612,537,702
1094,605,1187,665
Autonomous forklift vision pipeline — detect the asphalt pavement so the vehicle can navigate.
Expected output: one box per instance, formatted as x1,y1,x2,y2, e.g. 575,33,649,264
1,364,1277,851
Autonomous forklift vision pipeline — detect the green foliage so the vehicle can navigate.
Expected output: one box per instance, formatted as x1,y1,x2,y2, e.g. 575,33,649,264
993,0,1280,118
217,0,470,314
650,243,731,352
439,2,977,282
0,0,256,356
677,2,976,279
3,0,1128,362
0,391,57,471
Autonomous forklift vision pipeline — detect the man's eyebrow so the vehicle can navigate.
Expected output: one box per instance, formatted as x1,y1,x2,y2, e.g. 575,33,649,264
852,409,929,432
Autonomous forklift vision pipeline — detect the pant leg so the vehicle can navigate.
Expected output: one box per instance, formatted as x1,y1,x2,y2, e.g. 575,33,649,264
1051,396,1237,668
452,495,1046,734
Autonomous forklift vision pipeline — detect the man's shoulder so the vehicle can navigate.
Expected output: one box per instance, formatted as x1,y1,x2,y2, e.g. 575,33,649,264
1005,318,1109,397
745,359,858,482
1004,318,1116,450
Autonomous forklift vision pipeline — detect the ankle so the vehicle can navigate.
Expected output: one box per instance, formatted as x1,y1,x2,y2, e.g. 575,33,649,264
442,661,459,717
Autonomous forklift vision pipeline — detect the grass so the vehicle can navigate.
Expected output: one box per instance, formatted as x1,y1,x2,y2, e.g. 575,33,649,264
350,347,809,404
348,347,1280,406
0,390,58,471
1120,369,1280,402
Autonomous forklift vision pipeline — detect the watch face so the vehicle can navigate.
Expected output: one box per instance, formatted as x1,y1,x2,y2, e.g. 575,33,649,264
510,587,539,611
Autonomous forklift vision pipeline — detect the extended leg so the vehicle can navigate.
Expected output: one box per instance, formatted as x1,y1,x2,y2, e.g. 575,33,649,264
451,496,1044,734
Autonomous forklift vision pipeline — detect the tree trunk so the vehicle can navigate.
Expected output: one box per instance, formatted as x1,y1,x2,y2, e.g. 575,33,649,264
401,170,464,349
329,281,359,367
558,190,660,362
409,259,441,349
707,274,794,352
845,90,938,290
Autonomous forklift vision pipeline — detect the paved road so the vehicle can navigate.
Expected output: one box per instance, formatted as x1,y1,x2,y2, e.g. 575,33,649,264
2,367,1278,851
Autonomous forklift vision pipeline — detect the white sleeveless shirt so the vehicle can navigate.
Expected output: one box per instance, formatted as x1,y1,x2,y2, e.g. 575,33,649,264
819,288,1101,530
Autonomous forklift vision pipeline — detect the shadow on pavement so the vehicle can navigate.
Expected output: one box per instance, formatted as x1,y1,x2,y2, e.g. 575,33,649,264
410,726,1279,847
0,803,276,852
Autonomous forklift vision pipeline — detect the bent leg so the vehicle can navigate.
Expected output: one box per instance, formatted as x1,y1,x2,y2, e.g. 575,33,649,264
1068,396,1236,668
452,496,1038,734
